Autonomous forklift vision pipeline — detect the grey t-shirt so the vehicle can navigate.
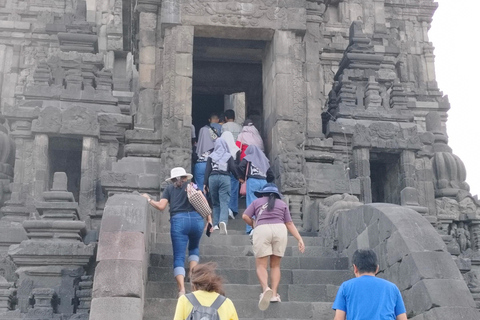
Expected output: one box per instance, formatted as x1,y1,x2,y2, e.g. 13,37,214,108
161,182,196,216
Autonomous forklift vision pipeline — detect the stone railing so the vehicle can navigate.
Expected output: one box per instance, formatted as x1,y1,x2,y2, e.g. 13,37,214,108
90,194,152,320
334,203,479,319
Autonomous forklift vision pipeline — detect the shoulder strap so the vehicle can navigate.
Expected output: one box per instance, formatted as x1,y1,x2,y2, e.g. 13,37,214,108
245,161,249,180
185,293,202,309
209,294,226,310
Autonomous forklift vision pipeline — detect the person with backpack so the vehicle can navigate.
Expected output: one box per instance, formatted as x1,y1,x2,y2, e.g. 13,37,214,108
173,262,239,320
203,138,239,235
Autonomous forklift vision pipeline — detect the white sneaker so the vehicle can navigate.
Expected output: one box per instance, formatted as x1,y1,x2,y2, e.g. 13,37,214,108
228,209,235,220
219,222,228,235
213,225,219,231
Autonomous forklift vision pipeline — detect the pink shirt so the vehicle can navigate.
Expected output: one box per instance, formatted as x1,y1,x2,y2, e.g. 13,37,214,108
243,198,293,227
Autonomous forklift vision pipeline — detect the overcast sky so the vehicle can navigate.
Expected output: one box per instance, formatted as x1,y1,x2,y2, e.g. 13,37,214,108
429,0,480,197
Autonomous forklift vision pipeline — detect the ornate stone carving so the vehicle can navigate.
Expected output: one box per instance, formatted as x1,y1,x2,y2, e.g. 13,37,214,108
32,106,100,137
323,193,362,225
352,122,422,150
427,112,470,198
182,0,294,27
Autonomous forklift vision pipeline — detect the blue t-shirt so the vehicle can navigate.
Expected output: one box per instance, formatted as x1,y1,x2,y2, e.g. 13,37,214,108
332,275,406,320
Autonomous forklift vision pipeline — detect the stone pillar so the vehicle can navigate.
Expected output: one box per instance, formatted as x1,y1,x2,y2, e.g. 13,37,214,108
265,30,307,196
400,150,416,189
32,134,49,201
79,137,98,225
415,156,437,215
305,0,324,139
352,148,372,203
160,25,194,177
137,11,158,130
224,93,246,125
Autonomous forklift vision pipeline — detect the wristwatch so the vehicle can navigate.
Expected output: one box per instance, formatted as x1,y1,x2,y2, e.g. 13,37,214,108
148,198,152,203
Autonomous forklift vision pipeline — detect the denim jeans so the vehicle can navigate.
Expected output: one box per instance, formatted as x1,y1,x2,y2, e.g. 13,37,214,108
194,162,207,190
208,174,231,226
245,177,267,233
170,212,204,277
229,173,239,214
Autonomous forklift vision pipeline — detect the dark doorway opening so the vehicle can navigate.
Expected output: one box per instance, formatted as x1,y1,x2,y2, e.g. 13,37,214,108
192,93,224,138
370,152,402,204
192,37,265,137
49,137,83,202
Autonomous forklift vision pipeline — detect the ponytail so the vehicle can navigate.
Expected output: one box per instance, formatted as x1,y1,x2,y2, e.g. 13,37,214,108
267,193,276,211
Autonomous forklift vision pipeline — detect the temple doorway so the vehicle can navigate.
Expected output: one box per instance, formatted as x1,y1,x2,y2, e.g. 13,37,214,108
191,37,264,139
48,137,83,201
370,152,402,204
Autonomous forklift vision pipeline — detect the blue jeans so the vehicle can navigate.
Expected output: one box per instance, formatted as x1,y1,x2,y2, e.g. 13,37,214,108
245,177,267,233
229,173,239,214
194,162,207,189
209,174,231,226
170,212,204,277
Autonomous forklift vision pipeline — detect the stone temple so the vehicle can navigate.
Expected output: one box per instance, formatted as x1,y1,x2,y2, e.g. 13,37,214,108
0,0,479,319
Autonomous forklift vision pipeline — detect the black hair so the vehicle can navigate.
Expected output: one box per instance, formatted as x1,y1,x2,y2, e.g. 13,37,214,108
224,109,235,120
267,193,276,211
218,113,225,122
209,112,219,119
352,249,378,274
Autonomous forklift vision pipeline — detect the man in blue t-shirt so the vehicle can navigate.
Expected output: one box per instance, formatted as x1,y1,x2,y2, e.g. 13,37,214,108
332,249,407,320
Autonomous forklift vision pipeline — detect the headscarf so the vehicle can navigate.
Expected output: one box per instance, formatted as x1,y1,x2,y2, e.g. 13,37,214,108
244,145,270,174
209,138,232,165
221,131,240,160
237,120,264,151
196,126,215,157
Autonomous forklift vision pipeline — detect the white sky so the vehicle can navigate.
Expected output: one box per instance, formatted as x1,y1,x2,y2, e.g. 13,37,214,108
429,0,480,197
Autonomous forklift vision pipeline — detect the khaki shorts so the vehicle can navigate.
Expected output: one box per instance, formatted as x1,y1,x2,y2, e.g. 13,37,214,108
252,223,288,258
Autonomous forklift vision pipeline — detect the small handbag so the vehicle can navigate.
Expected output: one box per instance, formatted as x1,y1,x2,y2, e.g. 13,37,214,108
186,183,212,218
239,162,249,196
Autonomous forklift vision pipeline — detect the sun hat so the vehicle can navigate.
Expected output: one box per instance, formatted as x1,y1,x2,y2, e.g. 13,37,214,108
165,167,193,182
254,183,283,199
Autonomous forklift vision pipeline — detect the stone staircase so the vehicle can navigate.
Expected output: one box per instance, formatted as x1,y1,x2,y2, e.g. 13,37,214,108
143,217,352,320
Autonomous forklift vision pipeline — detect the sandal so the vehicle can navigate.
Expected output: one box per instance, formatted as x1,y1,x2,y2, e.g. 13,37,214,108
258,287,273,311
270,294,281,302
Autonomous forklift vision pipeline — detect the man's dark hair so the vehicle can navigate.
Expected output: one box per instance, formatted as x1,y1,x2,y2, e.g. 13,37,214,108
218,113,225,123
209,112,219,119
224,109,235,120
352,249,378,274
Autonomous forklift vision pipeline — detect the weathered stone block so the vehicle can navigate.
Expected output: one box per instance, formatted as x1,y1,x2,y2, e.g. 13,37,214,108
403,279,476,316
139,46,156,65
92,260,143,298
97,232,145,262
100,195,149,233
396,251,463,291
90,297,143,320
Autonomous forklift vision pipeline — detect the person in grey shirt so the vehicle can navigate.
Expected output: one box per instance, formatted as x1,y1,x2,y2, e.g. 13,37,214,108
221,109,243,140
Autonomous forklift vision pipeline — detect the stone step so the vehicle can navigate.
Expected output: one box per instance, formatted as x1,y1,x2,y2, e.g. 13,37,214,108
150,254,349,271
143,299,334,320
148,267,352,286
146,282,339,302
151,242,340,258
152,234,327,248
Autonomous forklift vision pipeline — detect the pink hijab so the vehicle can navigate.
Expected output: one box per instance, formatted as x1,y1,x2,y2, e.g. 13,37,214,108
237,122,264,151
